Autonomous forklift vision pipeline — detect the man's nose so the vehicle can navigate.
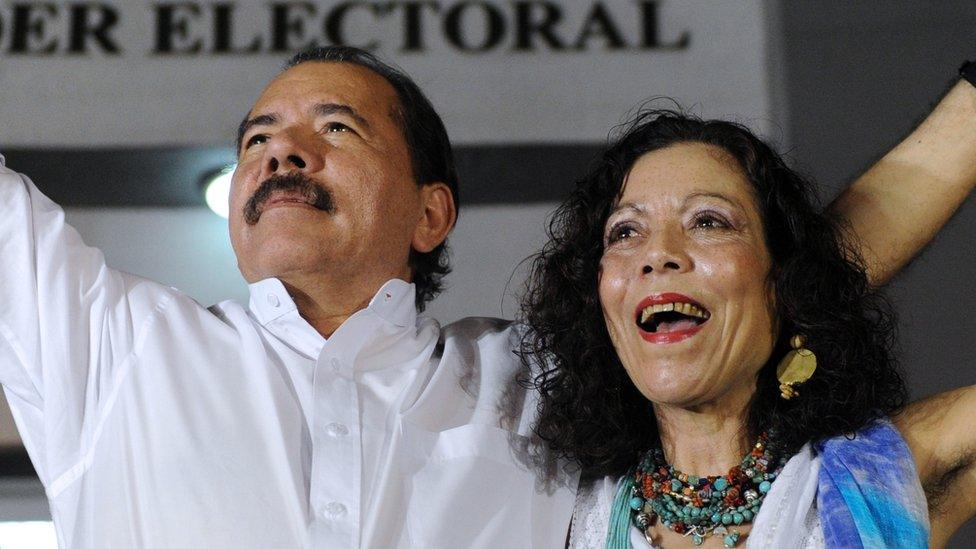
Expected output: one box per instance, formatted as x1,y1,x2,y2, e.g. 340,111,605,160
259,129,324,181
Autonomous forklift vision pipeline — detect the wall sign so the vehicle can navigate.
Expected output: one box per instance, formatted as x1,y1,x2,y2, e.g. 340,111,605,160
0,1,688,54
0,1,771,147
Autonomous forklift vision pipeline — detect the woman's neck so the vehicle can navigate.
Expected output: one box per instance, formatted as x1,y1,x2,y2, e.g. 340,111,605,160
652,387,755,477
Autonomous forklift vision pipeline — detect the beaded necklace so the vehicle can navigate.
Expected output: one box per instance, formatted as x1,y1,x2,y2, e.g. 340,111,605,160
623,433,786,548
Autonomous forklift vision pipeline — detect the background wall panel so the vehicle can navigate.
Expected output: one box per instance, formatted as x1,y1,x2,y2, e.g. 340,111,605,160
3,0,976,545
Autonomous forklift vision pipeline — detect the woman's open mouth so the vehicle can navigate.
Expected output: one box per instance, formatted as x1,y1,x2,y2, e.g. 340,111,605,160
634,294,710,344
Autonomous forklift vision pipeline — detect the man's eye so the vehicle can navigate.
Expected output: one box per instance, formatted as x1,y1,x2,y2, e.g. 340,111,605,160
245,134,268,149
324,122,353,133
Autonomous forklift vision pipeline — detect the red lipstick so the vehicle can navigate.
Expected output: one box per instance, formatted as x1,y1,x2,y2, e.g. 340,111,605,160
635,293,708,344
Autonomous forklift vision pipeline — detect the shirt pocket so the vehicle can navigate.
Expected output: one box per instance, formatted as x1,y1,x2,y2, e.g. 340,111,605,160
401,421,574,549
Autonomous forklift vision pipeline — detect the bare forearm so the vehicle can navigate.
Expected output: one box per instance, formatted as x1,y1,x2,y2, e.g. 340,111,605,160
830,80,976,286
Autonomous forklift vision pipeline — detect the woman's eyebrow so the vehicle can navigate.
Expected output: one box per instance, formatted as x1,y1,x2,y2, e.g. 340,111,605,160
683,191,744,210
608,202,646,218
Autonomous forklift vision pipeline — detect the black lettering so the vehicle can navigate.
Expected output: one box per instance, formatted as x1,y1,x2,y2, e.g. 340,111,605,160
399,1,439,52
154,3,203,54
68,4,120,54
271,2,317,52
572,2,626,51
325,2,380,50
444,1,505,52
513,1,564,51
213,3,263,54
10,3,59,54
638,1,688,49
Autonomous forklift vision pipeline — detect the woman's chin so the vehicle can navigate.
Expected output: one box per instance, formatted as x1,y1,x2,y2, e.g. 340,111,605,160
634,373,711,407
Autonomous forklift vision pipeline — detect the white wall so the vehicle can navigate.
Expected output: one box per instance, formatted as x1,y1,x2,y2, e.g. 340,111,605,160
60,202,556,321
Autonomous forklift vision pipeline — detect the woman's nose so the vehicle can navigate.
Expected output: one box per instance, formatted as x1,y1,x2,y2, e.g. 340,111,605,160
640,231,691,275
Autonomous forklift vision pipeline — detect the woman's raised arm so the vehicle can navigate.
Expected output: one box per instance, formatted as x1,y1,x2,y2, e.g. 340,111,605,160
830,79,976,287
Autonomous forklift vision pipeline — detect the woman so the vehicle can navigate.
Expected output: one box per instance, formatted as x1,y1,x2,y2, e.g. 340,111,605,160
521,108,976,547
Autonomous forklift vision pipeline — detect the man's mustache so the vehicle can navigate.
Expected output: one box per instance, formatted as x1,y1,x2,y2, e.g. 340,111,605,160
243,172,335,225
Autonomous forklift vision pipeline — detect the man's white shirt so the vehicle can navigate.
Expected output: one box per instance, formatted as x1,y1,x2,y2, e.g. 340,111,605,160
0,157,577,548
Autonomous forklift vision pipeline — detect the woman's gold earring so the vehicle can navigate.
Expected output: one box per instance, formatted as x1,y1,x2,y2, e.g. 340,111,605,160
777,335,817,400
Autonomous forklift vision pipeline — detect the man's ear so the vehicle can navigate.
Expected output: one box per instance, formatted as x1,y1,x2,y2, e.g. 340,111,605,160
412,182,457,253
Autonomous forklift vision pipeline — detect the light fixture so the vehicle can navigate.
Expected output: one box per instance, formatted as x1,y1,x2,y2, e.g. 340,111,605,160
202,164,236,218
0,521,58,549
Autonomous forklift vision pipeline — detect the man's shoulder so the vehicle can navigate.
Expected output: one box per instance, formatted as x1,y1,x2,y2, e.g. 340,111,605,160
440,316,530,337
439,316,527,349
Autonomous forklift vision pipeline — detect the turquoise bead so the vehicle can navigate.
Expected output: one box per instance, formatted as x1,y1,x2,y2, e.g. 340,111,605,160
671,479,683,492
692,534,704,546
724,535,737,547
629,497,643,510
742,510,753,521
714,478,729,491
690,507,701,517
759,480,772,493
721,513,733,525
711,512,721,523
733,512,743,525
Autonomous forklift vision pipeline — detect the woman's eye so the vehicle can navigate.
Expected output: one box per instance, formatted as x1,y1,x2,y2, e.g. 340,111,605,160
692,212,729,230
606,224,638,244
245,134,268,149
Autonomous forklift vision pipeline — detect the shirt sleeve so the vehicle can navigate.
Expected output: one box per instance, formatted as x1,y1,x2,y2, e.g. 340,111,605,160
0,156,149,484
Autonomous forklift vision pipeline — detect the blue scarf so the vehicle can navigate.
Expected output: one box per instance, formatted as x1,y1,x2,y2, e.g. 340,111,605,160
816,419,929,548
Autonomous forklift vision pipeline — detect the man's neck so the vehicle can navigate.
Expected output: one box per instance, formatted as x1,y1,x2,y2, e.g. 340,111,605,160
279,275,379,338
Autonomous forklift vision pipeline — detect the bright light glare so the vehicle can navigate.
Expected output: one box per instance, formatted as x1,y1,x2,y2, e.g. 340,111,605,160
0,521,57,549
204,164,236,219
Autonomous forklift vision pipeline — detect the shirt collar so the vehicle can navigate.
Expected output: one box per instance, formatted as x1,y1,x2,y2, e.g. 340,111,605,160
247,277,417,330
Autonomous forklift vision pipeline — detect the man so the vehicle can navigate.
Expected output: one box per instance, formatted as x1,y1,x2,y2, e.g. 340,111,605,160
1,46,975,548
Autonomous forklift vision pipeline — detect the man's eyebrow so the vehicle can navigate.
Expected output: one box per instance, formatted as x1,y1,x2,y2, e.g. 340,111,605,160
313,102,371,130
237,113,278,151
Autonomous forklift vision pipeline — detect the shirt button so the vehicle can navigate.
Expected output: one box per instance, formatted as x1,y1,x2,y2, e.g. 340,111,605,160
324,501,347,518
330,357,341,372
326,422,349,437
267,293,280,308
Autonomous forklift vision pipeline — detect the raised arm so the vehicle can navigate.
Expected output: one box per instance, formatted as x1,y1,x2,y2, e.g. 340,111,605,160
857,71,976,548
0,157,156,486
830,79,976,287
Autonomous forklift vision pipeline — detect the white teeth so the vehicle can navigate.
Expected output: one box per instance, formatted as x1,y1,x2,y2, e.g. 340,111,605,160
639,302,710,325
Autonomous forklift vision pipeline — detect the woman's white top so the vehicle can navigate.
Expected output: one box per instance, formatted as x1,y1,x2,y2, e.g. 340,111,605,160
569,444,826,548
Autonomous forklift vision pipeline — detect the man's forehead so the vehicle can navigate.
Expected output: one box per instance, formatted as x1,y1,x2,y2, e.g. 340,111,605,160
252,61,398,114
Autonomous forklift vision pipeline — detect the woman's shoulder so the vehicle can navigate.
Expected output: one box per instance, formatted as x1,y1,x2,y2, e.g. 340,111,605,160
569,476,620,549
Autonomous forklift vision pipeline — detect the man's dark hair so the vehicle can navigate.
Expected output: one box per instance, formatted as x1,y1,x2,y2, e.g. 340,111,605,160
520,109,908,479
239,46,459,311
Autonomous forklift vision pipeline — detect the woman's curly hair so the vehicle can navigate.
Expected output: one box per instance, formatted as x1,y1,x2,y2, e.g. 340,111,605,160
519,109,908,479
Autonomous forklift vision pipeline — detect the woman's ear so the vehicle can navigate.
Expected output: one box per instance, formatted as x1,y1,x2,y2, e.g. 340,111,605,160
412,182,457,253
